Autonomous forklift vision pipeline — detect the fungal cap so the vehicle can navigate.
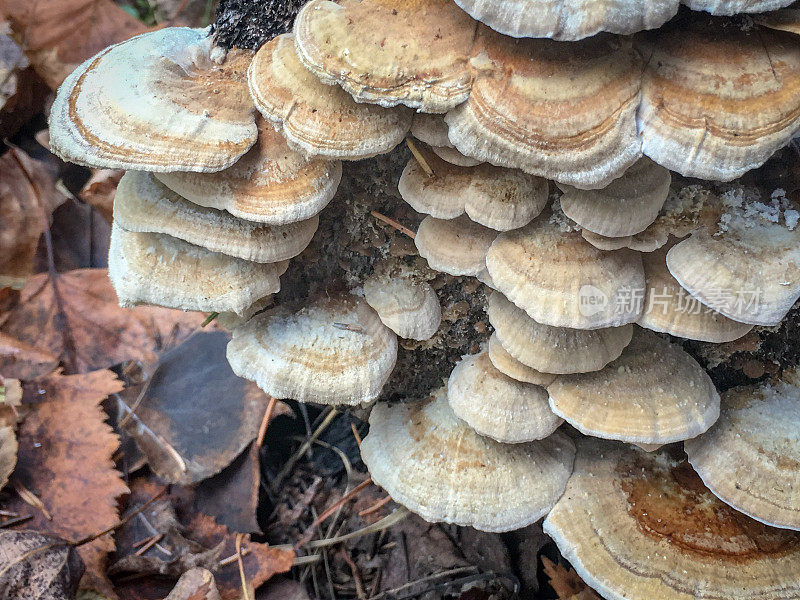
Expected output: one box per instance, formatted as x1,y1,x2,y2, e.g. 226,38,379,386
685,370,800,531
361,388,576,532
108,223,280,316
248,33,412,160
113,171,319,263
447,349,563,443
487,332,556,387
544,438,800,600
362,272,441,341
547,328,720,444
155,119,342,225
50,27,257,172
226,294,398,406
415,215,497,276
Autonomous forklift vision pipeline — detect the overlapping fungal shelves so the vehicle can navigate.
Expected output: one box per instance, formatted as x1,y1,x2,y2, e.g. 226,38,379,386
47,1,800,597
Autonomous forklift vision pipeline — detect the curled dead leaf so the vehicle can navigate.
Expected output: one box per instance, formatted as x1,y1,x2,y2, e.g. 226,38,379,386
79,169,123,224
165,568,222,600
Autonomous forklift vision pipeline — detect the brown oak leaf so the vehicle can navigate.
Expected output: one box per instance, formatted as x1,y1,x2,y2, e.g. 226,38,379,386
0,0,147,89
4,369,128,597
0,530,84,600
0,330,58,379
0,268,206,373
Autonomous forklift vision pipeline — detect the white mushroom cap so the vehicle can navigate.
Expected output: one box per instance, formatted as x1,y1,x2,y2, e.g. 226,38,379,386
50,28,257,172
485,214,646,329
361,388,576,532
487,332,556,387
544,437,800,600
558,158,671,237
113,171,319,263
410,112,451,148
453,0,678,40
547,328,720,444
226,294,398,406
488,291,633,375
638,246,754,343
685,369,800,530
294,0,477,113
447,349,563,443
430,145,483,167
108,223,280,316
684,0,795,15
415,215,497,276
248,33,411,160
362,271,441,341
399,153,548,231
666,195,800,326
154,119,342,225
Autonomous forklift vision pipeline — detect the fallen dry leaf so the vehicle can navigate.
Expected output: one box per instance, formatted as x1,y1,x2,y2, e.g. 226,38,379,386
0,0,147,89
0,268,206,373
79,169,123,224
4,369,128,597
0,330,58,379
0,530,84,600
0,28,27,110
36,197,112,272
118,332,272,486
0,425,16,489
0,147,66,285
165,568,222,600
542,556,602,600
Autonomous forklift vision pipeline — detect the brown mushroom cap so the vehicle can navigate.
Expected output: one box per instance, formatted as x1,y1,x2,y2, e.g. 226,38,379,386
548,328,720,444
666,196,800,326
155,119,341,225
486,214,646,329
685,370,800,530
544,438,800,600
113,171,319,263
447,349,563,443
248,33,412,160
108,223,280,316
453,0,679,40
294,0,476,113
638,246,754,343
362,271,441,340
361,388,576,532
399,154,548,231
558,158,671,237
49,28,257,172
685,0,795,15
638,18,800,180
415,215,498,276
445,28,642,189
488,291,634,375
226,294,398,405
487,332,557,386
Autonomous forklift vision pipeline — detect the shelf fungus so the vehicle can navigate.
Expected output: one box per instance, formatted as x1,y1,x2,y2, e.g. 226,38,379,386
638,247,754,343
248,33,412,160
226,294,398,405
155,120,341,225
685,370,800,531
294,0,476,113
558,158,671,238
447,349,563,443
445,28,642,189
666,190,800,326
360,388,575,532
548,329,720,445
544,438,800,600
452,0,679,40
488,291,633,375
486,213,646,329
362,270,442,341
108,224,281,316
410,113,482,166
113,171,319,263
684,0,796,15
399,152,548,231
50,28,257,172
415,215,498,276
637,18,800,181
486,333,557,387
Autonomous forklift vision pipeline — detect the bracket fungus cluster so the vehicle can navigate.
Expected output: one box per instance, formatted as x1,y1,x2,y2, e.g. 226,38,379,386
47,0,800,597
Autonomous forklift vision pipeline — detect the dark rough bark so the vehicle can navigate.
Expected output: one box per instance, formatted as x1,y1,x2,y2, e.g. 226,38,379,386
212,0,307,50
